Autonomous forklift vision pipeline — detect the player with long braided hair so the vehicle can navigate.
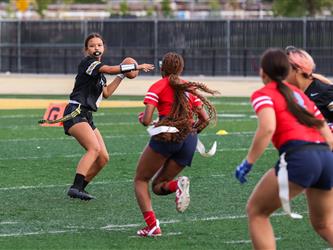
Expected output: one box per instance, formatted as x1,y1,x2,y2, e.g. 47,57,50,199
135,52,219,237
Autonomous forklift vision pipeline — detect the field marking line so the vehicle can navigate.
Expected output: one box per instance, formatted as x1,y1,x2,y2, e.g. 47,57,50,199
0,147,274,161
0,131,255,143
0,230,77,237
0,158,274,191
0,212,305,238
0,98,253,110
0,98,143,110
102,212,304,230
224,237,281,244
0,221,18,225
0,179,132,191
0,112,251,119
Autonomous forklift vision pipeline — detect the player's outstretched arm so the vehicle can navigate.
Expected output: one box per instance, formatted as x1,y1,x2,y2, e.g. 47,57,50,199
99,63,154,75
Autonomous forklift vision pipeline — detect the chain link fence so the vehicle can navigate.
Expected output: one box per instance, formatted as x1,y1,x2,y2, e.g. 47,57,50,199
1,19,332,76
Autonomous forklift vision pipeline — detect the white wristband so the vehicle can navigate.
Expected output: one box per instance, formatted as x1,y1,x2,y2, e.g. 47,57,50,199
117,73,125,79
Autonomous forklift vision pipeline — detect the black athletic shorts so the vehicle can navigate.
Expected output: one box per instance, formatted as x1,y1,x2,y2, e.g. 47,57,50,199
63,103,96,136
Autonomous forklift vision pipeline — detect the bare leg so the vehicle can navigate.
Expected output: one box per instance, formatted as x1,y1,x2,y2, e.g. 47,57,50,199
152,159,184,195
134,145,166,213
306,188,333,245
68,123,101,175
85,128,109,182
246,169,304,250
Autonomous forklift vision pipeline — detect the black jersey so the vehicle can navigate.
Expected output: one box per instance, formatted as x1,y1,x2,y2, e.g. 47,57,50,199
69,56,107,112
304,78,333,122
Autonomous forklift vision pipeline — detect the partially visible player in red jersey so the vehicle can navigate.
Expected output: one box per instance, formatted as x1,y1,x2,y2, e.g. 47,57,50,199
235,48,333,249
134,52,219,237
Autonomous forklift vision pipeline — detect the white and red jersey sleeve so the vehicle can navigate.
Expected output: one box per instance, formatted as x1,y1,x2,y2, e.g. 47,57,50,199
251,92,274,114
144,91,159,107
189,93,203,108
143,79,165,107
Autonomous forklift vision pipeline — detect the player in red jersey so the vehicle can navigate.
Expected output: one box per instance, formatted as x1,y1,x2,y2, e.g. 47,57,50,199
235,48,333,249
135,52,219,237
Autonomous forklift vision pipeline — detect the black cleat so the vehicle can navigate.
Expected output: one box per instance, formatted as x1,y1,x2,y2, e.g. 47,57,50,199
67,187,95,200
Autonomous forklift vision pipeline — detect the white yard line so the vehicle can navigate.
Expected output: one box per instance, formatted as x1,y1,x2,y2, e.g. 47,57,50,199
0,230,77,237
0,148,276,161
0,221,18,225
0,146,273,161
0,131,255,143
0,147,256,161
0,180,132,191
0,213,305,238
224,237,281,244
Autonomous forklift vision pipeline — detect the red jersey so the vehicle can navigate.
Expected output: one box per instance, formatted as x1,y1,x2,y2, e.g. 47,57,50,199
143,77,202,116
251,81,325,149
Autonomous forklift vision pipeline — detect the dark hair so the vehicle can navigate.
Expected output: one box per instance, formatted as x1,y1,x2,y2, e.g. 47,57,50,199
84,33,105,49
154,52,219,142
261,48,323,128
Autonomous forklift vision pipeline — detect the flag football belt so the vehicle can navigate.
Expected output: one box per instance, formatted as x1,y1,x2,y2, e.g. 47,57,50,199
38,104,81,124
277,143,329,219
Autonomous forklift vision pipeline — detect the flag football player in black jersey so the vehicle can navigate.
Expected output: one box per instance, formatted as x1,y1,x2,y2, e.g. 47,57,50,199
64,33,154,200
285,46,333,130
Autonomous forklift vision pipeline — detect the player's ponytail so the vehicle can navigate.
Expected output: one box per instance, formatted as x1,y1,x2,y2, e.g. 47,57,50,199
261,48,323,128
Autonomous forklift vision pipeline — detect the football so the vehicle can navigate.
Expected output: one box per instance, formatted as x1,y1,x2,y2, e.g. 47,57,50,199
121,57,139,79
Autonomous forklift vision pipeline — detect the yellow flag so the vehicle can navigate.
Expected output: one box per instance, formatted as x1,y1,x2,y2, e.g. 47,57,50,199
16,0,29,12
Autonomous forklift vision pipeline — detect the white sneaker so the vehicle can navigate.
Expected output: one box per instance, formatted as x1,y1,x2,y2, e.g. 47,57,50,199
137,219,162,237
175,176,190,213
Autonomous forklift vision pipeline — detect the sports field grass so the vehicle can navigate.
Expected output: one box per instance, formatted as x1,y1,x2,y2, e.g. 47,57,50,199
0,95,331,249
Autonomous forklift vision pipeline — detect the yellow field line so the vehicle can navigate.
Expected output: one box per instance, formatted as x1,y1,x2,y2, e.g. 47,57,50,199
0,99,144,110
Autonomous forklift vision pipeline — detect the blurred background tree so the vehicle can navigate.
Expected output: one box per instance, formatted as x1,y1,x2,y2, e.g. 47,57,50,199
119,0,129,16
161,0,172,18
272,0,333,17
32,0,52,18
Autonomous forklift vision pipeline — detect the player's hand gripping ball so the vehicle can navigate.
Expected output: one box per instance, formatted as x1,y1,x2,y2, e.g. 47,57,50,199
121,57,139,79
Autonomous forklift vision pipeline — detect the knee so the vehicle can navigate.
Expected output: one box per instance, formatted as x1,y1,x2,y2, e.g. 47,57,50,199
134,174,150,185
312,220,333,236
88,145,101,158
151,180,170,196
98,153,109,167
246,200,256,218
246,199,271,219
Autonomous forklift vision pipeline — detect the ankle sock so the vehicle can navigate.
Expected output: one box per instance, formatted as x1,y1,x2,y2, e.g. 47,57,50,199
72,173,85,190
83,180,89,190
143,211,157,228
167,180,178,193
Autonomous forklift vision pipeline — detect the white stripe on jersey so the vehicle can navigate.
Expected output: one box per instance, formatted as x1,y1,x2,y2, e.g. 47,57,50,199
144,96,158,103
86,61,101,75
194,98,201,103
314,110,321,117
146,92,159,99
252,96,272,107
253,99,274,112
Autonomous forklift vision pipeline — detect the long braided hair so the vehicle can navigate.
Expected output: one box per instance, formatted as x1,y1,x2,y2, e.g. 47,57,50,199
153,52,219,143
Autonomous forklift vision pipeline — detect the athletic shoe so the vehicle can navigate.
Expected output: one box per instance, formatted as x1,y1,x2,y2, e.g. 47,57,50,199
175,176,190,213
67,187,95,200
137,219,162,237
